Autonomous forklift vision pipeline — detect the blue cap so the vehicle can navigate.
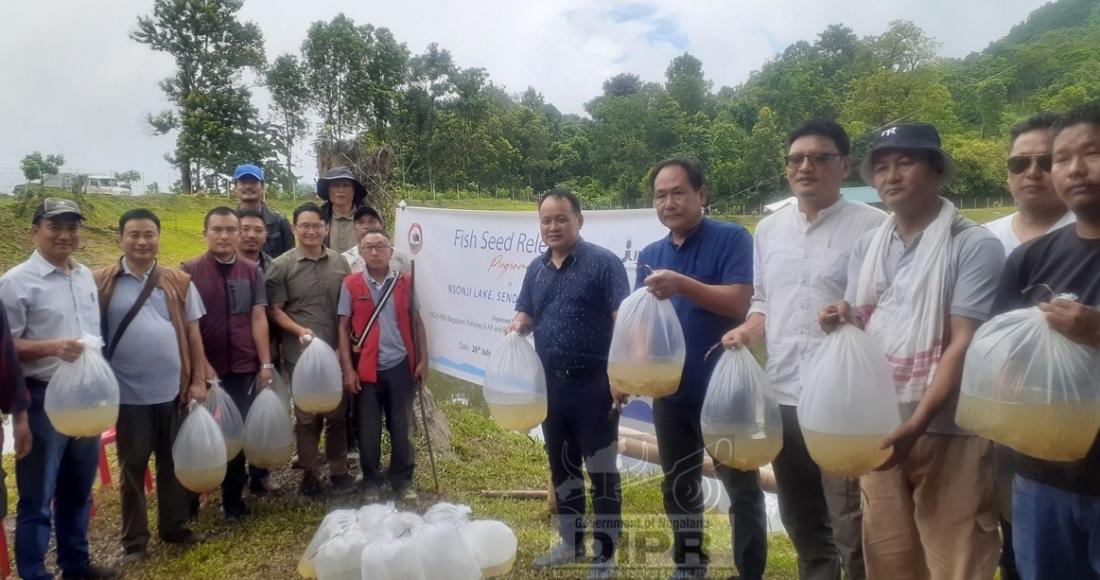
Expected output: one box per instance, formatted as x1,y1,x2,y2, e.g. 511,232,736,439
233,164,264,182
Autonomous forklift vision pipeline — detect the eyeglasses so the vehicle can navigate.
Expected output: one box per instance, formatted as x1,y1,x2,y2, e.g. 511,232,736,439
295,223,325,232
785,153,842,168
361,245,391,253
1007,154,1052,175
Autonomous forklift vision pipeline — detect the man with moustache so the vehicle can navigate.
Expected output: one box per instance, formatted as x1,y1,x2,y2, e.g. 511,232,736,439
509,190,629,579
237,209,275,272
723,120,883,580
233,164,294,258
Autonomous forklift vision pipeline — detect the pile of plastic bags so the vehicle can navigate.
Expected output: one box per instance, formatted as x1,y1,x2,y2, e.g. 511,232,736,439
608,288,686,398
483,332,547,432
299,502,517,580
45,335,120,437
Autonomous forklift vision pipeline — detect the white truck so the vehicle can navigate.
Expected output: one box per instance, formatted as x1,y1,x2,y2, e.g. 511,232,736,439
42,173,133,195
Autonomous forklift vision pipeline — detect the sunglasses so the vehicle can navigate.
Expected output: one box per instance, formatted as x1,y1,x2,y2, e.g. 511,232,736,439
1007,154,1052,175
785,153,843,168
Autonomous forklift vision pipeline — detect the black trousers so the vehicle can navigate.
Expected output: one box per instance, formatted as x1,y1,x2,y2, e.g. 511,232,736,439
356,360,416,489
543,369,622,559
116,401,190,550
653,396,767,579
220,372,257,512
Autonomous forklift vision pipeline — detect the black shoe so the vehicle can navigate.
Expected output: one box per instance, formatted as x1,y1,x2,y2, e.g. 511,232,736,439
121,546,147,565
358,481,383,502
248,476,282,495
330,473,355,494
225,503,252,521
161,528,204,545
533,543,587,568
299,474,324,498
62,563,121,579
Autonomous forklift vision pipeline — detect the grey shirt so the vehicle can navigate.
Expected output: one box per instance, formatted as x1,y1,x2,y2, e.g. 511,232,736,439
0,251,101,381
266,247,349,364
107,260,206,405
337,270,408,372
846,217,1006,434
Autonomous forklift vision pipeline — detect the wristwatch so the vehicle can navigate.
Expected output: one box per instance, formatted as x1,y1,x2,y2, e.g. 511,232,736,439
261,363,275,370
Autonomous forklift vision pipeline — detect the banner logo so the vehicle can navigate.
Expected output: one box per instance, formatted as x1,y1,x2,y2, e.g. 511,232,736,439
408,223,424,255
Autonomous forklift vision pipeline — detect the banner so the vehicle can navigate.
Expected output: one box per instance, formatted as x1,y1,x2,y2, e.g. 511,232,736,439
394,205,666,389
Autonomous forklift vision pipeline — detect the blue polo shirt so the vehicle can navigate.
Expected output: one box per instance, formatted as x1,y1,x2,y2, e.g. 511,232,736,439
636,218,753,404
515,240,630,373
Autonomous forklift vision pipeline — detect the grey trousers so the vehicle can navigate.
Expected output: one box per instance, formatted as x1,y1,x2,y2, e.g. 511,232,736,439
773,404,866,580
116,401,190,551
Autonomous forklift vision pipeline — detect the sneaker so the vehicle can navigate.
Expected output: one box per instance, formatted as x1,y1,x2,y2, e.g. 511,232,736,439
61,563,121,579
121,547,147,564
533,543,587,568
330,473,356,494
299,474,324,498
161,528,204,545
397,486,418,501
359,482,383,503
588,557,616,579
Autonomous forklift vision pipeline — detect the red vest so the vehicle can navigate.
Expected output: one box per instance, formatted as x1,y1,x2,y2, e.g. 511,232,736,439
346,272,417,384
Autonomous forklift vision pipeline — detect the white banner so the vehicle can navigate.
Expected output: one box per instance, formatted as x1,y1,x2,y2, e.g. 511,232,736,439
394,205,666,387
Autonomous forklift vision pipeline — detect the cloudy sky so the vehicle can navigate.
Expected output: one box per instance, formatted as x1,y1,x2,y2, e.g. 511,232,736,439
0,0,1049,193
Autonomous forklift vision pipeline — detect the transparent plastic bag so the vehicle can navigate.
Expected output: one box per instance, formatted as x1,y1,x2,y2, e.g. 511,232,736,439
243,388,294,469
359,534,426,580
292,337,344,413
958,306,1100,461
483,333,546,432
457,520,518,578
315,528,369,580
45,335,120,437
269,370,292,411
422,502,472,527
799,324,901,477
607,288,686,398
204,379,244,460
377,512,423,539
701,348,783,470
173,403,227,492
299,509,358,579
355,502,397,531
413,523,481,580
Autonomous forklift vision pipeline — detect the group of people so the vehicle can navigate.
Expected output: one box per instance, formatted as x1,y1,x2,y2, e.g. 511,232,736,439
0,164,423,579
511,102,1100,580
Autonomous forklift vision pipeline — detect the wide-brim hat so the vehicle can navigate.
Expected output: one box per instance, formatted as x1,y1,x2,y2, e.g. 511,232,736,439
316,166,368,203
858,122,957,187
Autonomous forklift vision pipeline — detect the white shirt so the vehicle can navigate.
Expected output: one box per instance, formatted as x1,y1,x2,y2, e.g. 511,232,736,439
0,250,101,381
748,199,888,405
984,211,1076,256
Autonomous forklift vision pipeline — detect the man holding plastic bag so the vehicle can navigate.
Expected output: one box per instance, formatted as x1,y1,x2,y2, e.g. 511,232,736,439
819,123,1005,579
337,229,428,502
990,103,1100,579
637,160,766,580
267,203,352,497
0,198,120,579
183,207,277,517
507,190,629,578
723,120,884,580
95,208,207,560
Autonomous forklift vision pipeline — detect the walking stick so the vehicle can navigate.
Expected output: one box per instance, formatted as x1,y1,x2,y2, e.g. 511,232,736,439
409,260,443,495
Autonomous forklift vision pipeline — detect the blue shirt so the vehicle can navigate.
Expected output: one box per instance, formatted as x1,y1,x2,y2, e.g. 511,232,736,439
515,240,630,372
636,218,753,404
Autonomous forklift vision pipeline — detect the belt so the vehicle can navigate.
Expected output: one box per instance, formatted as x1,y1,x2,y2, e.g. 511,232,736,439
548,366,603,379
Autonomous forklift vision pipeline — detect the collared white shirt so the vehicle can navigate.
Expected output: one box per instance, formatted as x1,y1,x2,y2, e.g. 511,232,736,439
749,199,887,405
984,211,1076,256
0,250,101,381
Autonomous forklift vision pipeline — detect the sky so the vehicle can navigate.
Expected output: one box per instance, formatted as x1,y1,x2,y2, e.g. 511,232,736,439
0,0,1051,193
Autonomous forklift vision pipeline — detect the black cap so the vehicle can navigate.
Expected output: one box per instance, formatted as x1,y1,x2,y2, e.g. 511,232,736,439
32,197,84,224
859,123,956,185
353,205,382,224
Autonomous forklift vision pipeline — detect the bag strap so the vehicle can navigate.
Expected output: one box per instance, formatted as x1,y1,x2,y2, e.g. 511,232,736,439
352,275,398,350
104,264,162,361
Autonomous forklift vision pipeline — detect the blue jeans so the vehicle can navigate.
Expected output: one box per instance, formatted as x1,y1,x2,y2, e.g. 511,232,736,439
1013,475,1100,580
15,383,100,580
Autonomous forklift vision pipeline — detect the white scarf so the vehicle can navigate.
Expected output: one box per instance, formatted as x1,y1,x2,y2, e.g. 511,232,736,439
855,198,963,403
